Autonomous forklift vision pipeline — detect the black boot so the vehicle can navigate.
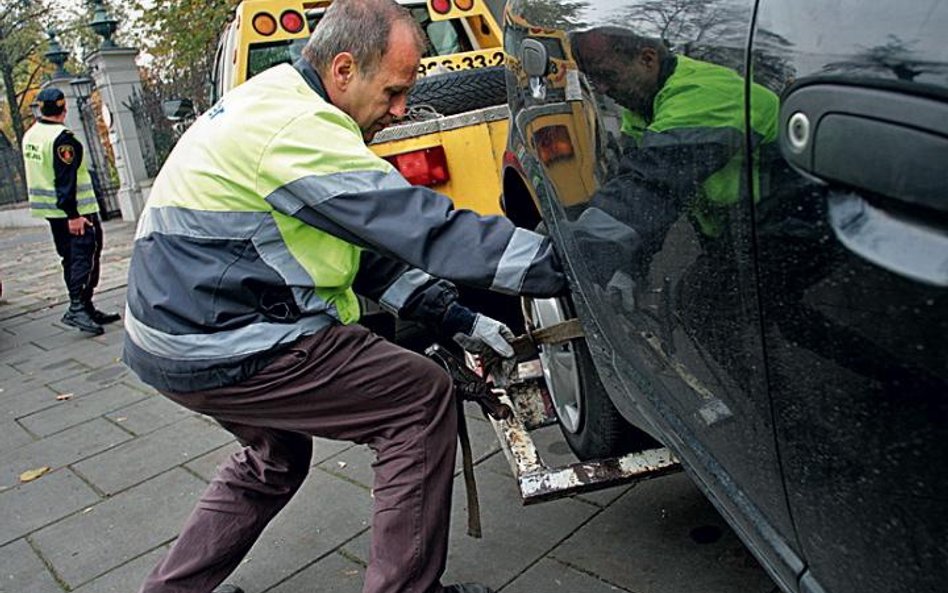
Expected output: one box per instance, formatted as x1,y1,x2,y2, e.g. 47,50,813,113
85,301,121,324
62,300,104,335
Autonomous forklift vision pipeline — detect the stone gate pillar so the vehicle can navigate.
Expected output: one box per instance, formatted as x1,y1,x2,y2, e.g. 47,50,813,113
84,0,155,222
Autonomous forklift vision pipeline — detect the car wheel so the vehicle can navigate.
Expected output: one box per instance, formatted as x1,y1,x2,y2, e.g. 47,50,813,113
522,294,644,460
408,66,507,116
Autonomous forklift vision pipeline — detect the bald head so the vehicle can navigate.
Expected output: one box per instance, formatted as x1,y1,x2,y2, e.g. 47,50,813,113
303,0,425,77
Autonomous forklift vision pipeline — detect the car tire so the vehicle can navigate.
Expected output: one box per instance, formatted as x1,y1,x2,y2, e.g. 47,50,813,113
522,294,648,460
408,66,507,116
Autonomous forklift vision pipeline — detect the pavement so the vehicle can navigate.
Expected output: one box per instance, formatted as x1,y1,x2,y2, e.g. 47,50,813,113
0,219,776,593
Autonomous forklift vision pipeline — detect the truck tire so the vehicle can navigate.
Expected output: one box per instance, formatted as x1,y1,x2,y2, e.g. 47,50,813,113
408,66,507,116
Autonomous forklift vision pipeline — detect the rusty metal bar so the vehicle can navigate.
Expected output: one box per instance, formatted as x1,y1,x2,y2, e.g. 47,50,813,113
488,381,681,505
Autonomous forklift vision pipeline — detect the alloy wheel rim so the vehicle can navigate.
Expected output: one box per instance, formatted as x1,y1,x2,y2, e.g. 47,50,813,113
527,298,583,433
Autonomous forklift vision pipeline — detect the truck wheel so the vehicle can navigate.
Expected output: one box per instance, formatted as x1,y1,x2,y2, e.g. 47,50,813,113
522,295,645,460
408,66,507,116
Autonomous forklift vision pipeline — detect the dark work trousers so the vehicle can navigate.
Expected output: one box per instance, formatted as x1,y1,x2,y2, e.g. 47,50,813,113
47,213,102,302
139,324,458,593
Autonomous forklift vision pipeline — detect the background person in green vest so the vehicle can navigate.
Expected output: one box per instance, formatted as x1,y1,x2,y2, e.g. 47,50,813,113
20,87,121,335
124,2,564,593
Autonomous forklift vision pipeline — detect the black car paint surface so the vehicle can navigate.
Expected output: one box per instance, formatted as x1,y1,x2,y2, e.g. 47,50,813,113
501,1,948,593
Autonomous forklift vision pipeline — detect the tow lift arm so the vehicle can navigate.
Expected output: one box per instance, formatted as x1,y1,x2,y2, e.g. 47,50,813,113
430,319,681,506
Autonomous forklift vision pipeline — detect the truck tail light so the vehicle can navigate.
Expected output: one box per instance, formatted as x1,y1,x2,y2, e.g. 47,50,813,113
252,12,277,36
431,0,451,15
534,125,574,164
387,146,450,187
280,10,305,33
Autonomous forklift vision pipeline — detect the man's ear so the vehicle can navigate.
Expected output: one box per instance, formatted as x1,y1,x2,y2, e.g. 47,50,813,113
330,52,356,91
638,47,659,73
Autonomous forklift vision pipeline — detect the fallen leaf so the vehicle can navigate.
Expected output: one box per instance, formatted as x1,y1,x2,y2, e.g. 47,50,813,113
81,507,94,514
337,461,348,469
114,416,127,422
56,393,73,401
19,466,51,483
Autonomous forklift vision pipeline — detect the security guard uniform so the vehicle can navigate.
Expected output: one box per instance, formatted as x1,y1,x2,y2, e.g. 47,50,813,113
127,59,564,593
22,87,119,334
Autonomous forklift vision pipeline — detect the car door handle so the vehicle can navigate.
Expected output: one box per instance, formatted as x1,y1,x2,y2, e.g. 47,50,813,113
780,82,948,286
780,82,948,214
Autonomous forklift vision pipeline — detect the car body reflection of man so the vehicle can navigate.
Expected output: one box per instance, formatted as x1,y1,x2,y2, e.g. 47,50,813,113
566,26,779,379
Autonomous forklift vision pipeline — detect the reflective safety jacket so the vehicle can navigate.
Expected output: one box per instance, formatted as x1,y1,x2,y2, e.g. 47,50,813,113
21,121,98,219
620,55,779,237
123,62,564,393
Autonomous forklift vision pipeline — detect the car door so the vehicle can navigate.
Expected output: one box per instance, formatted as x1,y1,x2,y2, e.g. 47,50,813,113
506,1,802,588
749,1,948,592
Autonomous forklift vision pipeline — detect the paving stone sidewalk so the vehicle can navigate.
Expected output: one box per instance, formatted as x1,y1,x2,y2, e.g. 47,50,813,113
0,220,773,593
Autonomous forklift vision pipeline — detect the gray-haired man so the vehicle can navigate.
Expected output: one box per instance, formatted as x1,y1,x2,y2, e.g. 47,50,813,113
127,1,565,592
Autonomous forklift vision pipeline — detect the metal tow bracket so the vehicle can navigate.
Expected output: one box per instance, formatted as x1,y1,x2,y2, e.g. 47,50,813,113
486,319,682,505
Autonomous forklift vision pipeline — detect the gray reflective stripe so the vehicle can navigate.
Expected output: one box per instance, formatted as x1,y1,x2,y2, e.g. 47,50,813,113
641,127,742,148
77,184,94,192
31,196,97,207
28,188,57,197
138,206,332,313
138,205,264,240
124,304,334,360
379,268,433,314
265,168,407,214
491,227,544,294
252,220,333,312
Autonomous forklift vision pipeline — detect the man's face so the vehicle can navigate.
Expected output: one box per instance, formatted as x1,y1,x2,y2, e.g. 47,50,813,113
581,45,661,116
603,59,658,115
346,21,421,141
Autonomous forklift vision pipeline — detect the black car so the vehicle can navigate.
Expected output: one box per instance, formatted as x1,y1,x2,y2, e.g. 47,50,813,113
498,1,947,593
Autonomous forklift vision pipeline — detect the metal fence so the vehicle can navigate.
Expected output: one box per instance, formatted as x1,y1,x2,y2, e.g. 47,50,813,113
124,87,164,179
77,93,122,219
0,132,26,207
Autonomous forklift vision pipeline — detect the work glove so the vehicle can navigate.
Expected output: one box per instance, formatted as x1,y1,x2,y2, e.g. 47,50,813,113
442,302,516,358
454,314,516,358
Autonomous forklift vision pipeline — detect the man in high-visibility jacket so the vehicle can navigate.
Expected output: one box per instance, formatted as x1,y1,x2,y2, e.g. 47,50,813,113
570,26,778,246
124,2,564,593
568,27,779,382
21,87,121,335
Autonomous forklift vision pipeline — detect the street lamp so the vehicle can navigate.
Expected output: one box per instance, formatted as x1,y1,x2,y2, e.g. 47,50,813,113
70,76,95,108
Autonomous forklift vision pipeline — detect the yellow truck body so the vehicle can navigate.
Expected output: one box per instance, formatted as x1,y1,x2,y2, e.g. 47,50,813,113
211,0,509,214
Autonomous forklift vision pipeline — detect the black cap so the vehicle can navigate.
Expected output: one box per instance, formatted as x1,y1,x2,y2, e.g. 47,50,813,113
36,87,66,116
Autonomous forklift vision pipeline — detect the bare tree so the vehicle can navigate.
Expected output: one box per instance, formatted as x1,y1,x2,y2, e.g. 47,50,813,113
619,0,744,49
823,35,945,82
